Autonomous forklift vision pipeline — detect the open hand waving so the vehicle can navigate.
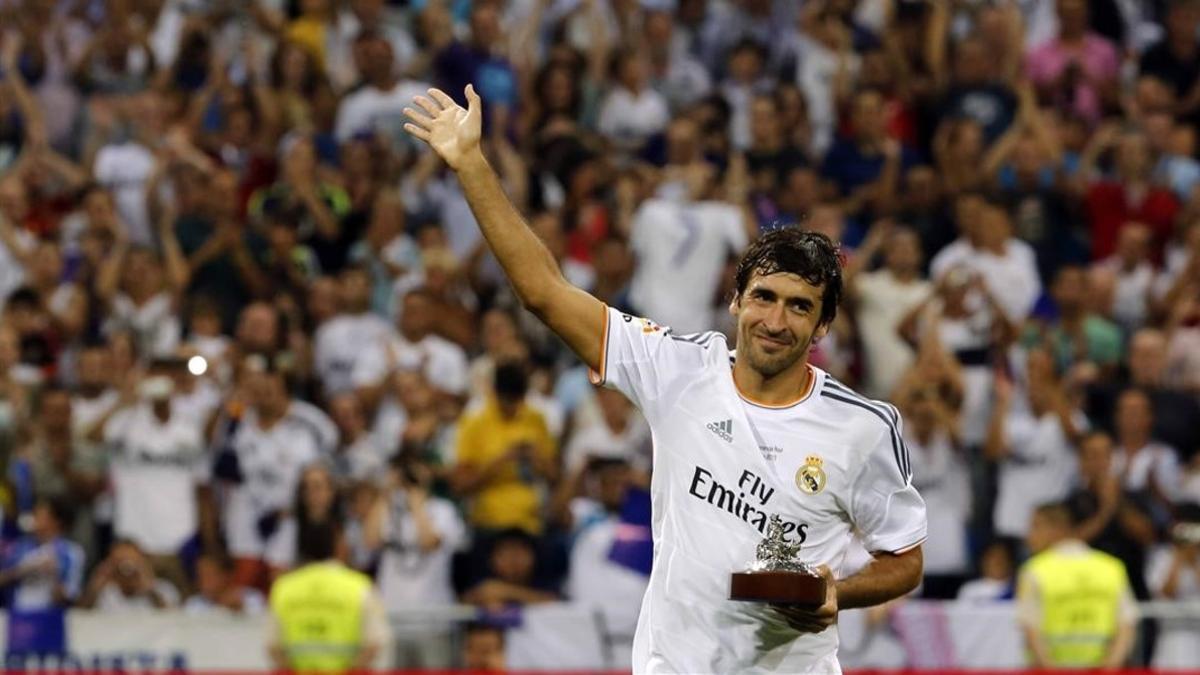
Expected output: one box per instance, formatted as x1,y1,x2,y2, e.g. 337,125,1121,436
403,86,484,170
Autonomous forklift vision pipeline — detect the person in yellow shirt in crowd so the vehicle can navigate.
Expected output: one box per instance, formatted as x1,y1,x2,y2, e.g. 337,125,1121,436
452,361,557,535
267,518,388,672
1017,502,1138,670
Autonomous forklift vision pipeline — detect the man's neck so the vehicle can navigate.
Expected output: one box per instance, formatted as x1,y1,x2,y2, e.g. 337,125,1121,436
732,358,813,407
1119,435,1149,451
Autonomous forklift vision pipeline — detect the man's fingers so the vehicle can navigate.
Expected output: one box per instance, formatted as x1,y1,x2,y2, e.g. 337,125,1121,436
427,88,458,110
403,106,433,126
465,83,481,109
413,95,442,117
403,123,431,142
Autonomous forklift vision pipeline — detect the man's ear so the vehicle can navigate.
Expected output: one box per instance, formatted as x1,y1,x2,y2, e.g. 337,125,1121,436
813,320,830,344
728,294,740,317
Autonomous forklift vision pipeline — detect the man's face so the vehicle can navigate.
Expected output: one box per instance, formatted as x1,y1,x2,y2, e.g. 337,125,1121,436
338,270,371,312
884,230,922,274
852,91,885,141
400,293,435,339
330,394,364,435
40,393,72,434
749,97,779,146
470,5,501,49
731,272,828,379
491,540,534,585
1052,268,1087,312
1079,434,1114,482
77,348,111,393
463,630,505,671
237,304,279,352
1116,391,1153,438
1128,330,1166,385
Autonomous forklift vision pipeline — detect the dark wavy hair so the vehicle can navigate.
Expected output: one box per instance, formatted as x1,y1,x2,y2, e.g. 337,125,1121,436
733,228,844,328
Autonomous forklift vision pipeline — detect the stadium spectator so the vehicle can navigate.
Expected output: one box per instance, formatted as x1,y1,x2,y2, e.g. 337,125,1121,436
461,622,506,672
0,497,83,663
0,0,1197,666
1111,388,1182,512
452,361,556,536
988,348,1085,543
367,456,464,669
79,540,180,610
1145,502,1200,668
183,553,265,616
99,361,210,592
556,457,649,644
956,541,1015,602
463,528,558,610
1066,431,1157,599
219,364,336,589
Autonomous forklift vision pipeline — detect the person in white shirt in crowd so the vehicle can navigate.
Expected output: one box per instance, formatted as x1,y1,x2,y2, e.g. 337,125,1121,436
355,287,470,408
313,265,396,396
70,344,119,439
1145,503,1200,669
627,132,756,334
328,0,419,92
334,30,430,147
847,222,933,400
597,50,670,154
956,541,1016,602
930,200,1041,323
96,235,186,359
1112,387,1181,514
1090,222,1157,334
563,385,651,475
327,392,387,485
721,39,775,151
78,540,180,611
183,553,266,616
987,348,1085,543
99,360,212,592
90,93,164,245
643,7,712,112
221,361,337,589
364,456,465,669
899,264,1018,449
893,358,971,598
554,457,650,668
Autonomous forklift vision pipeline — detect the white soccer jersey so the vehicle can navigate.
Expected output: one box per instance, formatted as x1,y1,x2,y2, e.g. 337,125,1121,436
314,313,396,395
593,307,927,674
225,402,337,557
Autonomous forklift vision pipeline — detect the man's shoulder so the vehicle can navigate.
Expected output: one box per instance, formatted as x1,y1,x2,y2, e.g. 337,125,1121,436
814,378,903,442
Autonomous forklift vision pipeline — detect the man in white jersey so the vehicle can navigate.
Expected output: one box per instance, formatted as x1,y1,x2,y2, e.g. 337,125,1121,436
404,85,926,674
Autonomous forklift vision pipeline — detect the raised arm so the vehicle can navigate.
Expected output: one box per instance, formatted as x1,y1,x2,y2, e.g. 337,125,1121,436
404,86,606,372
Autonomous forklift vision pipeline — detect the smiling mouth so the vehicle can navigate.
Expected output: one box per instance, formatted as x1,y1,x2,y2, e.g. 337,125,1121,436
754,333,793,349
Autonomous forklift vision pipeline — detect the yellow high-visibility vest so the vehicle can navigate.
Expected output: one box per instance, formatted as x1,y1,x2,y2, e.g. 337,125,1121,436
1022,546,1130,668
269,561,372,673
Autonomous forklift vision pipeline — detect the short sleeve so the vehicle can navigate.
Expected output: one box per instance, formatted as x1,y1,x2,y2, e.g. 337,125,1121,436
849,411,928,553
589,306,712,414
103,409,134,445
454,415,482,467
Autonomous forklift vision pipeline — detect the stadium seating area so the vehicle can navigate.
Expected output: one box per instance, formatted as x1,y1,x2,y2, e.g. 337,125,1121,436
0,0,1199,669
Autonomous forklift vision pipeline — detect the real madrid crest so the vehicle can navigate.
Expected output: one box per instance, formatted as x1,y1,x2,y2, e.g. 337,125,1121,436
796,455,826,495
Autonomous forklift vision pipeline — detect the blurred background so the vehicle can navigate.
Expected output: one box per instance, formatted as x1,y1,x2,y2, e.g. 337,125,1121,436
0,0,1198,671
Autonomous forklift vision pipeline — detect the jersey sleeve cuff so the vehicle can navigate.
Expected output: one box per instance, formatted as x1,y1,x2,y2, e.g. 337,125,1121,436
866,533,927,555
588,305,612,386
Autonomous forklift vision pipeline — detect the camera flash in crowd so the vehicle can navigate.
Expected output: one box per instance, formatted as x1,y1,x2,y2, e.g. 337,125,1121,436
187,355,208,376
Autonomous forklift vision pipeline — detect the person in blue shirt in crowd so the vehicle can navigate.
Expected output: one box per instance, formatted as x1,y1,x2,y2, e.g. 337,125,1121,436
0,497,85,667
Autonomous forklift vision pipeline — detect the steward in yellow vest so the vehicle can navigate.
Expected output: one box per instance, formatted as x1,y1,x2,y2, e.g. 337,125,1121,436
268,521,388,672
1017,503,1138,669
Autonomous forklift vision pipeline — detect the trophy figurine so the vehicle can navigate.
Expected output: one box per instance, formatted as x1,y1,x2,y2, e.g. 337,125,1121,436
730,515,826,606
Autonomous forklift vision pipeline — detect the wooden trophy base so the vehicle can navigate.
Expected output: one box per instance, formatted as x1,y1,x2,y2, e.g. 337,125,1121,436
730,570,826,606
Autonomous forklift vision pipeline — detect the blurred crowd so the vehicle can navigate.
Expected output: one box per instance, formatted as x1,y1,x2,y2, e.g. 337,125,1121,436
1,0,1200,668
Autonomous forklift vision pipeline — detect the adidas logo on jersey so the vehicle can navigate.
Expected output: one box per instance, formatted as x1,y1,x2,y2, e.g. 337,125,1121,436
706,419,733,443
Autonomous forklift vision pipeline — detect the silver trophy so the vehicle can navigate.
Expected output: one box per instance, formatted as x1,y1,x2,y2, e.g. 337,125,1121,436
730,515,825,604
